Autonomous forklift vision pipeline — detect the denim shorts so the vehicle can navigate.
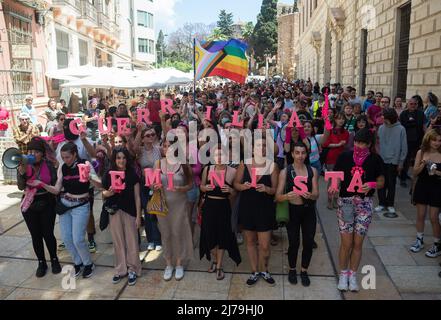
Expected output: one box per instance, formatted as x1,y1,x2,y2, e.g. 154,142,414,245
187,183,200,203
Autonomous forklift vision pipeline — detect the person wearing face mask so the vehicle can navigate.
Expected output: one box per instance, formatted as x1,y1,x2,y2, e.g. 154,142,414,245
17,138,61,278
376,108,408,217
331,129,385,292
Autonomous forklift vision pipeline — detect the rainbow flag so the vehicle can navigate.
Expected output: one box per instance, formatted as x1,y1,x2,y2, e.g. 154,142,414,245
195,39,249,84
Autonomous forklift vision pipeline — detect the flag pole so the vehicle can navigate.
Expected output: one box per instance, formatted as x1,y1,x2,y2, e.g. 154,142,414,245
193,38,196,107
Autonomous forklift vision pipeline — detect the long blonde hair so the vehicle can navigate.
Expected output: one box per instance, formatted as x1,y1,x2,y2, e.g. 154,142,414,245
420,128,441,154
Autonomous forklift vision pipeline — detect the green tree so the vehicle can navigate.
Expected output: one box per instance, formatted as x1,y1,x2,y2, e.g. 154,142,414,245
207,28,228,41
156,30,167,65
217,10,234,38
242,22,254,42
251,0,278,64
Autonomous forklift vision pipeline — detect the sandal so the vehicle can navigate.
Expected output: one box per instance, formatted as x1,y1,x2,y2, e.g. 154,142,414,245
216,268,225,280
208,261,217,273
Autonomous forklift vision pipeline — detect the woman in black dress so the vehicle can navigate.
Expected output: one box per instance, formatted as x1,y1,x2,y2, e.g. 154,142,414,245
410,128,441,258
234,137,278,287
199,147,241,280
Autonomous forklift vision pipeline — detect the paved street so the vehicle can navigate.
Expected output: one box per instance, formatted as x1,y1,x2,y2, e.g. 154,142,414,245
1,181,440,300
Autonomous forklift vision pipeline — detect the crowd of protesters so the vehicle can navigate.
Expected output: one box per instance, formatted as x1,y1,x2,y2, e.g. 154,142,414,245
7,77,441,291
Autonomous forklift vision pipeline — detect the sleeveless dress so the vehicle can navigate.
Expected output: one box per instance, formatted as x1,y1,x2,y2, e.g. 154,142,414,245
157,161,193,264
199,166,241,265
238,165,276,232
413,162,441,207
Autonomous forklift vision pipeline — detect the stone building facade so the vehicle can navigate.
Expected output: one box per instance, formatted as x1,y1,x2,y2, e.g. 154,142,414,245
277,8,299,80
296,0,441,100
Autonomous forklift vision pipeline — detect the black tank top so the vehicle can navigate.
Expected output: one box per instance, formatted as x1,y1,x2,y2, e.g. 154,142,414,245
206,165,233,198
285,164,315,205
62,159,91,195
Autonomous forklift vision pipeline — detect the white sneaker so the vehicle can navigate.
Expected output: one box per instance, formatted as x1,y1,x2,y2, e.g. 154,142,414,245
410,238,424,253
374,206,386,213
147,243,155,251
155,245,162,251
387,207,396,214
236,233,244,245
163,266,174,281
175,266,184,281
349,273,359,292
337,272,349,291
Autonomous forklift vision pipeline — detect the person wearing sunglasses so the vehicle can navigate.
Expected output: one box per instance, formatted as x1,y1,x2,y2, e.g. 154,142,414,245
136,127,162,251
48,113,66,150
13,112,40,155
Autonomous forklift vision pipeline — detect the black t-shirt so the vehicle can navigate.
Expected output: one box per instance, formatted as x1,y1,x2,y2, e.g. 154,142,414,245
102,168,140,217
334,151,384,198
399,109,425,144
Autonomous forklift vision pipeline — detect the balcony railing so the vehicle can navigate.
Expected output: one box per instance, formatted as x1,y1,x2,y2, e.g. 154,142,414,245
79,0,98,25
97,12,111,32
52,0,81,11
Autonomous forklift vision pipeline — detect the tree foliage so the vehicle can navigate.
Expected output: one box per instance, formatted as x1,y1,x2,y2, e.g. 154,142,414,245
251,0,278,64
217,10,234,38
156,30,167,65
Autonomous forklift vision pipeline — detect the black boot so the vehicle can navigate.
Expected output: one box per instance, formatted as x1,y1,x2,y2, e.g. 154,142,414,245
36,260,48,278
51,258,62,274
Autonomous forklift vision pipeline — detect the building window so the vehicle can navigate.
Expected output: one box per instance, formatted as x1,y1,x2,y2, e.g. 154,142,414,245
4,9,33,103
138,39,154,54
79,39,88,66
137,10,153,28
360,29,368,96
56,30,69,69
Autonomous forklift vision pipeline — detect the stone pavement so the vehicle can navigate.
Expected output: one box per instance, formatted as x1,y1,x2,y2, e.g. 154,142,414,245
0,181,440,300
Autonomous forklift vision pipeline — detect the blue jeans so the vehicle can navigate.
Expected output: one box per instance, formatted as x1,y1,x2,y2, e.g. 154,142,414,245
141,185,161,246
310,160,322,176
59,198,93,266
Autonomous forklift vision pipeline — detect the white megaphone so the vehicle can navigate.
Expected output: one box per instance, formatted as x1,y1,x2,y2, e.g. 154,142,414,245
1,148,36,169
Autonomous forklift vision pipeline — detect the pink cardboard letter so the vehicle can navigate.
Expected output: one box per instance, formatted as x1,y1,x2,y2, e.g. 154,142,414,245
144,168,161,187
208,170,225,188
110,171,126,193
231,110,244,128
347,170,364,193
160,99,176,115
287,111,303,128
325,171,344,192
250,167,257,188
98,116,112,135
116,118,131,136
78,163,90,183
69,118,86,135
137,108,152,125
205,106,213,121
257,113,264,129
166,172,175,191
293,176,308,195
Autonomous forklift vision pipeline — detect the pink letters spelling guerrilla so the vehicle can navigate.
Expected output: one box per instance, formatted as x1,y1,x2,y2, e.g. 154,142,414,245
208,170,225,188
109,171,125,193
293,176,308,195
69,118,86,135
160,99,176,115
78,163,90,183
